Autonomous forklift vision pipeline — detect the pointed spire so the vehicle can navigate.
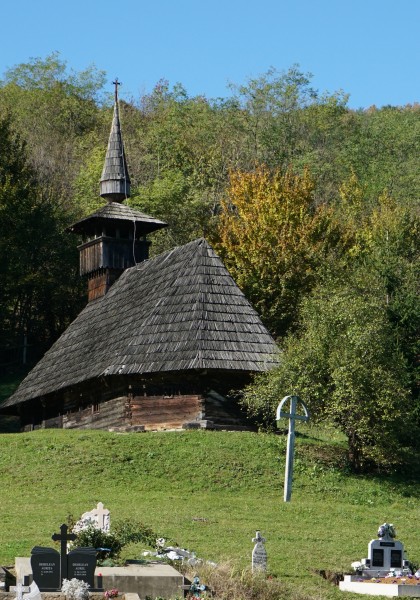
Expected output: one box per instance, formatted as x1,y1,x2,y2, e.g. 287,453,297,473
100,78,131,202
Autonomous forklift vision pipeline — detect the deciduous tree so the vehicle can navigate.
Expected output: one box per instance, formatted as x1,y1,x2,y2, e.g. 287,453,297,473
215,165,343,337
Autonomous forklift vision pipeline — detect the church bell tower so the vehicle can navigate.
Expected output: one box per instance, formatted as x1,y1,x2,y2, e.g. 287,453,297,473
68,80,167,302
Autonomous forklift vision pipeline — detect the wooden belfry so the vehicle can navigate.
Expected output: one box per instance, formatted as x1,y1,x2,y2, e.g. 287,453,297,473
68,79,167,302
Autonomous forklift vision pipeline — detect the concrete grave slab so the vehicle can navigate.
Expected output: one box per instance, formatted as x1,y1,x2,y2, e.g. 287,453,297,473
14,559,183,600
340,575,420,597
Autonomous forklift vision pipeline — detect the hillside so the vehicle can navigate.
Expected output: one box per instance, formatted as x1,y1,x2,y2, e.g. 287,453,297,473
1,428,419,599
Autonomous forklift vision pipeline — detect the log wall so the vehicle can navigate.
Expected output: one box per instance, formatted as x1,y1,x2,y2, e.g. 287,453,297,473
17,375,252,432
131,394,204,430
63,396,129,430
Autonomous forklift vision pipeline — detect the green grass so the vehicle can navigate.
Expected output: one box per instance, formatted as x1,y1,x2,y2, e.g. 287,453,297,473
0,427,419,599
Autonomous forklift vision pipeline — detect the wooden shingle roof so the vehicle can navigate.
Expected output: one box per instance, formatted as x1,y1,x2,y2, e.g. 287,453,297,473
100,81,131,201
68,202,167,235
3,239,278,407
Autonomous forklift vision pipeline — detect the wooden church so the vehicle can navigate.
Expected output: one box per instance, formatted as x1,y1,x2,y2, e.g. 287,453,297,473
2,83,278,432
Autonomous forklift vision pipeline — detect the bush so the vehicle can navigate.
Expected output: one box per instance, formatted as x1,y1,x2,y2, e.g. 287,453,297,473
113,519,160,548
74,525,123,561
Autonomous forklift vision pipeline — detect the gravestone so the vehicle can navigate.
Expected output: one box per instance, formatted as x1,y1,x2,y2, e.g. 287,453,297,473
80,502,110,532
51,523,77,582
30,547,60,591
251,531,267,572
366,523,405,576
67,547,97,587
30,523,101,591
10,581,42,600
340,523,416,596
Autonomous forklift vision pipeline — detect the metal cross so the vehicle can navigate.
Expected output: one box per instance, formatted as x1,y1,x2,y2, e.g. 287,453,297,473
112,78,122,102
51,523,76,582
276,395,310,502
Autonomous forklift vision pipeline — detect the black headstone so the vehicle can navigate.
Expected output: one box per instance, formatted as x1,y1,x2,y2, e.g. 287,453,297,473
391,549,403,568
30,547,60,591
67,547,97,587
372,548,384,567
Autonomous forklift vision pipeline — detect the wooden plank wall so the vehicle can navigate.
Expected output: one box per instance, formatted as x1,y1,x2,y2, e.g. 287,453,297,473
21,389,250,432
131,394,203,430
63,397,129,430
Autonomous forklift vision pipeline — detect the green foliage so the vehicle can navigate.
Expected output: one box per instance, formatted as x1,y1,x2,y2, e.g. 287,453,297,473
73,525,122,561
0,53,105,201
241,267,417,472
0,114,84,357
113,518,159,548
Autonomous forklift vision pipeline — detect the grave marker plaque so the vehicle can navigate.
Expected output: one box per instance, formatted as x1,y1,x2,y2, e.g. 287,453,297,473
30,547,60,591
371,548,384,567
390,549,402,569
67,548,97,587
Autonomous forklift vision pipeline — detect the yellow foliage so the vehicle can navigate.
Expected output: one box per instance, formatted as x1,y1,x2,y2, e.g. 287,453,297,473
215,165,339,335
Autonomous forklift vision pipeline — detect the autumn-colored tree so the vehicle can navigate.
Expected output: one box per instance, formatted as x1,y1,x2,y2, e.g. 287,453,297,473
215,165,342,337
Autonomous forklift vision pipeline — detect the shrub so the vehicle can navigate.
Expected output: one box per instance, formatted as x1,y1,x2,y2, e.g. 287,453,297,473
74,525,122,561
113,519,160,548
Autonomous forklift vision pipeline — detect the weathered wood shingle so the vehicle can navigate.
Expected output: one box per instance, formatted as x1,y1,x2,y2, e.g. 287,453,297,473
4,238,278,407
68,201,167,235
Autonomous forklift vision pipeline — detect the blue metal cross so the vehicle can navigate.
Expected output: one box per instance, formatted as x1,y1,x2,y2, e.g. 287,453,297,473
276,395,310,502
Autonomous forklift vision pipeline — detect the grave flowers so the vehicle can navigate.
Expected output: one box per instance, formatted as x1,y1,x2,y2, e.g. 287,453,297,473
377,523,396,539
61,578,90,600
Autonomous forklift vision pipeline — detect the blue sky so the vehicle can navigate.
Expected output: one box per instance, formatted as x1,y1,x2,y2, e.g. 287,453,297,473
1,0,419,109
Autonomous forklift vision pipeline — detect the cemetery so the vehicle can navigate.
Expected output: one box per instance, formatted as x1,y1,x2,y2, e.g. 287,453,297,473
1,393,420,600
3,498,420,600
1,504,191,600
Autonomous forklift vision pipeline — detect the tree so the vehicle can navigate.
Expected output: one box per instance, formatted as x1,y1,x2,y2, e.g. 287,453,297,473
337,104,420,208
241,268,417,472
0,53,105,203
0,114,83,366
214,165,343,337
240,176,419,471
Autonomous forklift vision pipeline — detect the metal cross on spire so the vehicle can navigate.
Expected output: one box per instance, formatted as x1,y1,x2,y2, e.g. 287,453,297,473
112,78,121,102
276,395,310,502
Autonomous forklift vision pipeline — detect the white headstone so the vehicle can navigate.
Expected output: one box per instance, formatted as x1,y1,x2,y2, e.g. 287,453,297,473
80,502,110,532
252,531,267,572
366,524,405,576
22,582,42,600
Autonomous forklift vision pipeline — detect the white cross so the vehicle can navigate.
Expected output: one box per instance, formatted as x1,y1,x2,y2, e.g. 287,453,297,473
252,530,266,544
81,502,110,531
276,395,310,502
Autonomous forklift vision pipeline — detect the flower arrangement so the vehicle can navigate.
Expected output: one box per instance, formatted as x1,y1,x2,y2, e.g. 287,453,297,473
104,589,119,599
377,523,396,539
61,578,90,600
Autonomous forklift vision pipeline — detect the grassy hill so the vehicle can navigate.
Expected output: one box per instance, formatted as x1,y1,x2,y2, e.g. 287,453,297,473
0,427,419,599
